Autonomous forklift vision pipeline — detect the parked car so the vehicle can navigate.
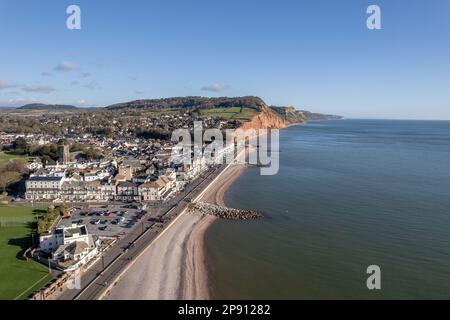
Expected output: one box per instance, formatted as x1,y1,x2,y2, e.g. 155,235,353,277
99,226,107,231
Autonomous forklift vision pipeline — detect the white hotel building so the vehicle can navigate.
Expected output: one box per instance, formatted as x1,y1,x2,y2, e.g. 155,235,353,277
25,176,66,200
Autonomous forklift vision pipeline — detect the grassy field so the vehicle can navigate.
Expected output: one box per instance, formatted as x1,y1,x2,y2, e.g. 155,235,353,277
201,107,258,120
0,153,30,164
0,206,52,300
130,106,259,120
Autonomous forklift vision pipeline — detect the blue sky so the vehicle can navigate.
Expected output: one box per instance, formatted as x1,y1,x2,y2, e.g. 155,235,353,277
0,0,449,119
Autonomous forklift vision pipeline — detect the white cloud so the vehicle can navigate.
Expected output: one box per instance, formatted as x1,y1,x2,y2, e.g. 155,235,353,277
54,61,77,72
2,80,57,95
0,80,18,91
73,99,99,108
201,84,230,92
21,85,56,94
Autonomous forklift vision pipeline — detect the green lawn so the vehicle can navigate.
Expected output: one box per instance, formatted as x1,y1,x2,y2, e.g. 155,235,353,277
201,107,259,120
0,153,30,164
0,206,52,300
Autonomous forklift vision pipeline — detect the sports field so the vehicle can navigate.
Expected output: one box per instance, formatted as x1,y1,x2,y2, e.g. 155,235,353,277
0,206,52,300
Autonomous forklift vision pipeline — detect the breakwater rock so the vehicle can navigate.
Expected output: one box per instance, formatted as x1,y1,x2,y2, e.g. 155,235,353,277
190,202,263,220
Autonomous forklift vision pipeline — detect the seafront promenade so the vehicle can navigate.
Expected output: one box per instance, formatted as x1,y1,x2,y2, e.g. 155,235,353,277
53,164,226,300
107,158,248,300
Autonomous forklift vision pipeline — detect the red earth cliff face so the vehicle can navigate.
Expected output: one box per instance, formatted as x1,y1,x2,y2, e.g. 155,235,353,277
240,105,287,131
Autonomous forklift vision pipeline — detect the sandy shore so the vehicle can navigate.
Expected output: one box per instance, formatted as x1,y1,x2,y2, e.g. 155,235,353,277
106,163,246,300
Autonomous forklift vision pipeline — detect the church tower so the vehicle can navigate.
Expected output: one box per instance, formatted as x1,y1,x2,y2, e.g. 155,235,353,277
58,142,70,164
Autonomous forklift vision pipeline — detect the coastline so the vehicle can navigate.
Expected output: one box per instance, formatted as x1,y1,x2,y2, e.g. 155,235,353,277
181,163,247,299
106,162,247,300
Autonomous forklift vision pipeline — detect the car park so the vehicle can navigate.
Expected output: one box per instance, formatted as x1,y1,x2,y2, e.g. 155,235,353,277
58,204,156,238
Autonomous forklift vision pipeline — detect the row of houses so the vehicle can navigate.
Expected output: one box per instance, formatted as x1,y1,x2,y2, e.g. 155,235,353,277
25,174,180,202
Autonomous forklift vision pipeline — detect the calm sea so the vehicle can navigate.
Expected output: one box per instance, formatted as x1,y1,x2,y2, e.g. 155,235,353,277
205,119,450,299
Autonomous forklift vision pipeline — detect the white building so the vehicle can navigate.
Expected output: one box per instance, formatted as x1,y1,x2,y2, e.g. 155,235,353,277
83,169,110,182
25,176,65,200
138,179,165,201
39,224,99,271
138,175,176,201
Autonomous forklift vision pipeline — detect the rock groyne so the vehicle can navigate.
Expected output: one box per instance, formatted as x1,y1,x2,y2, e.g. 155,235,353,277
190,202,263,220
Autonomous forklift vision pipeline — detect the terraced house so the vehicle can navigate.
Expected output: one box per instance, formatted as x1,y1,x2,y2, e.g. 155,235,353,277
25,176,66,200
60,181,104,202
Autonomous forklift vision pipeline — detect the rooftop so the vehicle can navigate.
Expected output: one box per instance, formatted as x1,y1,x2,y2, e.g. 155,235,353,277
28,176,63,182
55,225,88,238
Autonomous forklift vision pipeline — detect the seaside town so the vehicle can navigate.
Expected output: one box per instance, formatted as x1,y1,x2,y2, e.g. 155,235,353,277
0,97,336,300
0,98,267,299
3,0,450,310
0,119,224,299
